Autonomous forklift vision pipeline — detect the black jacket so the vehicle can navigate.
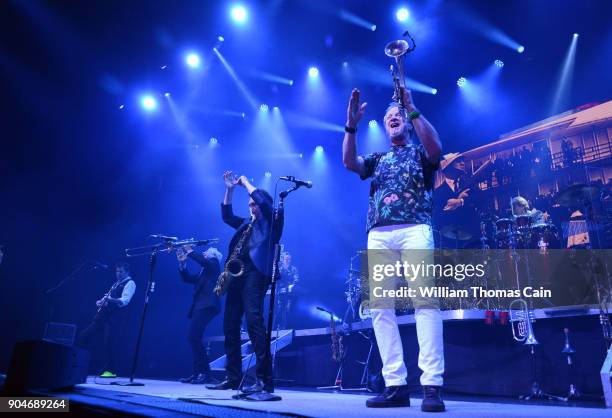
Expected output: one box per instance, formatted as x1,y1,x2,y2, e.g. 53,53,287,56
221,189,283,278
179,252,221,318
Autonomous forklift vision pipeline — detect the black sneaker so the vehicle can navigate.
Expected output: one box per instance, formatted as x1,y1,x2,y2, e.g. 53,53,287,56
421,385,445,412
179,375,195,383
205,379,239,390
366,385,410,408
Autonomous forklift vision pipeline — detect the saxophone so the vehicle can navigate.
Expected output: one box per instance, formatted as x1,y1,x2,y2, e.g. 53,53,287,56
214,221,254,296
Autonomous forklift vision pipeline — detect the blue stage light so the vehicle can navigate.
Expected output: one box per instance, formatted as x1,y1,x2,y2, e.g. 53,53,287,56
573,33,579,38
164,92,171,97
218,35,225,42
431,88,438,95
209,137,218,146
264,171,272,178
457,77,467,87
370,25,377,32
230,5,248,24
315,145,324,153
260,104,269,112
369,120,377,128
272,106,280,111
494,59,504,68
140,95,157,111
118,104,125,110
186,53,201,68
396,7,410,22
308,67,319,78
517,45,525,53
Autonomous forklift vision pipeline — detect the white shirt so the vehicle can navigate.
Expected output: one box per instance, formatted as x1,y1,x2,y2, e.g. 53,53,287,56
114,277,136,307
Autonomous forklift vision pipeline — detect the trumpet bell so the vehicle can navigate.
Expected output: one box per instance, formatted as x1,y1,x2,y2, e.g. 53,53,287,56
385,39,410,58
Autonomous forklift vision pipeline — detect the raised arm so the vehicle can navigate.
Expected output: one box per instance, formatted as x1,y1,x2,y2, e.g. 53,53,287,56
221,170,246,229
401,88,441,164
342,89,367,176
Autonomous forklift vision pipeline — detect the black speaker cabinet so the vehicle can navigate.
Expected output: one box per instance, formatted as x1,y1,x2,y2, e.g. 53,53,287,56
5,340,90,392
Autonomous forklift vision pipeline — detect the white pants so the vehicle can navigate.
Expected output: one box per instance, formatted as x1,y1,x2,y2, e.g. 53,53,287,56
367,223,444,387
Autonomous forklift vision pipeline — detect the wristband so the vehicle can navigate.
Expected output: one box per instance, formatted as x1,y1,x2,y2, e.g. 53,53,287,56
408,110,421,121
344,125,357,134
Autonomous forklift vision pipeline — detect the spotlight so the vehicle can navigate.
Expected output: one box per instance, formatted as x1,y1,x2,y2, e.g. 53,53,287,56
431,88,438,95
186,53,201,68
272,106,279,111
308,67,319,78
299,153,303,158
118,104,125,110
241,112,246,118
288,80,294,86
260,104,269,112
315,145,324,153
140,95,157,111
264,171,272,178
160,65,167,70
370,25,377,32
517,45,525,53
457,77,467,87
342,61,348,68
209,137,218,146
230,4,248,23
164,92,171,97
573,33,579,38
369,120,378,128
494,59,504,68
218,35,225,42
396,7,410,22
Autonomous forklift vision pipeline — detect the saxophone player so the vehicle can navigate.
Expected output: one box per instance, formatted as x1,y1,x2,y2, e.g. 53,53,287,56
207,170,282,395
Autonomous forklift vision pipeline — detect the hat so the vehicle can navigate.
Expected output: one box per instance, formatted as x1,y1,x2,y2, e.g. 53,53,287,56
440,153,464,171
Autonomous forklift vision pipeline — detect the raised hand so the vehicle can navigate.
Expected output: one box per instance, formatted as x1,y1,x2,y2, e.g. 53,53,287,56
393,87,416,112
223,170,238,189
346,88,367,129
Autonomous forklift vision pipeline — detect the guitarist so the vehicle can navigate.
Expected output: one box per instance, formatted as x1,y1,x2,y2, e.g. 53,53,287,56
77,262,136,378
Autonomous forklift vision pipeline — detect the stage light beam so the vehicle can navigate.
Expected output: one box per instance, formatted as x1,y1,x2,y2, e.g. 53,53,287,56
457,77,467,87
308,67,319,78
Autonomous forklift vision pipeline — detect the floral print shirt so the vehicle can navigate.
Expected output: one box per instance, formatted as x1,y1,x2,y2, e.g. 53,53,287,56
361,140,439,233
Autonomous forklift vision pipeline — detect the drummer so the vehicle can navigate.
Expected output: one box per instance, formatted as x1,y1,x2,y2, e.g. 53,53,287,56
510,196,546,224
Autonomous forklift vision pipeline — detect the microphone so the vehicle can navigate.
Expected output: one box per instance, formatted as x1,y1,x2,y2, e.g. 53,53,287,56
280,176,313,189
150,234,178,241
91,260,109,270
316,306,332,314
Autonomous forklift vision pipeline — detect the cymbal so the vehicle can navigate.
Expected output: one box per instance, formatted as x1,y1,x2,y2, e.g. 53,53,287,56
440,224,473,241
555,184,602,207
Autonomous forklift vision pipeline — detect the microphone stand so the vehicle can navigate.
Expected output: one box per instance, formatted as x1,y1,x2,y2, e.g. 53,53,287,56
111,247,159,387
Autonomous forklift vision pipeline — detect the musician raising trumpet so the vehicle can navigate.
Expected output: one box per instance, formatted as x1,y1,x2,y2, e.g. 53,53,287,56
206,171,283,395
343,87,445,412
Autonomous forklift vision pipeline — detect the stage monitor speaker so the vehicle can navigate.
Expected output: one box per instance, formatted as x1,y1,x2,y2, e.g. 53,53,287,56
5,340,90,393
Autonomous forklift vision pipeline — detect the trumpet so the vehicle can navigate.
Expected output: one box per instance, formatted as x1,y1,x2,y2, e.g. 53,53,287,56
384,31,416,113
125,238,219,257
509,298,539,345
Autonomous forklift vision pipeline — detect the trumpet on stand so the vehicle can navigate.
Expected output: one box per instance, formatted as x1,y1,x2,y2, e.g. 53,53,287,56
112,236,218,387
384,30,416,116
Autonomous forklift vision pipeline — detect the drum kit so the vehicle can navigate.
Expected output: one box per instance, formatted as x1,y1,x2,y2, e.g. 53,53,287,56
492,216,560,250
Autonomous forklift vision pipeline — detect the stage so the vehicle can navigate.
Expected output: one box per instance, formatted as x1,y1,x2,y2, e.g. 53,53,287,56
34,376,608,417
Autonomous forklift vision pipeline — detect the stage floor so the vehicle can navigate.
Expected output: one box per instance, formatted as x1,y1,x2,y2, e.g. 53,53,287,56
53,376,609,417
